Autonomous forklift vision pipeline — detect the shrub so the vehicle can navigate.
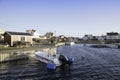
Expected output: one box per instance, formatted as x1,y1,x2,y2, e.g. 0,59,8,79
13,41,31,47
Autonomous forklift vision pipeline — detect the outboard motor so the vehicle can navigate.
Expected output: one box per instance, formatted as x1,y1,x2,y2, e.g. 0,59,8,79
67,57,74,64
59,55,68,65
118,44,120,49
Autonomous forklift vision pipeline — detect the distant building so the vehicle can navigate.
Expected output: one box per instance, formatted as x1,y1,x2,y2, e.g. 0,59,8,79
0,29,5,34
91,36,98,40
107,32,119,35
82,34,93,41
4,31,32,46
97,36,105,41
58,35,68,42
45,32,54,39
26,29,40,38
0,29,5,39
106,32,119,40
39,36,47,39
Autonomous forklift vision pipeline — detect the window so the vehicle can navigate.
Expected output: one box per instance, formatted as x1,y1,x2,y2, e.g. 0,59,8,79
21,37,25,42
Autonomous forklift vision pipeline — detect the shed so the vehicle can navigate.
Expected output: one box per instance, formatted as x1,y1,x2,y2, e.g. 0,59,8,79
4,31,32,46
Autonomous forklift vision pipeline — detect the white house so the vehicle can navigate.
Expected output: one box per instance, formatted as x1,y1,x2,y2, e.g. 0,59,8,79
0,29,5,39
97,36,105,41
118,34,120,39
106,32,119,40
26,29,40,38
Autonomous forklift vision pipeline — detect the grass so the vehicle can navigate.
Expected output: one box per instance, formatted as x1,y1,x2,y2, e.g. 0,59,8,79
0,44,55,53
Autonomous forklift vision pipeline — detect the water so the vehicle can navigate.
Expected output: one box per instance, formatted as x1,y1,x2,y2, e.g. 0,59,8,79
1,44,120,80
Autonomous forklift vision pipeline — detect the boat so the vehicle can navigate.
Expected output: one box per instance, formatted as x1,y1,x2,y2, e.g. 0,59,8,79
35,50,74,69
65,42,75,46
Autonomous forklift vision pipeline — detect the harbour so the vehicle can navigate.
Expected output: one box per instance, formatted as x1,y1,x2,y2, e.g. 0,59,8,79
1,44,120,80
1,0,120,79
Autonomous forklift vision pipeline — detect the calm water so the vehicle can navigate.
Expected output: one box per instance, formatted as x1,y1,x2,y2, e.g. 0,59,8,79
1,44,120,80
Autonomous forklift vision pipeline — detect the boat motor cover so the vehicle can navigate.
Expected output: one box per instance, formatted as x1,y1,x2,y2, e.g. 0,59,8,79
67,57,74,62
47,63,56,69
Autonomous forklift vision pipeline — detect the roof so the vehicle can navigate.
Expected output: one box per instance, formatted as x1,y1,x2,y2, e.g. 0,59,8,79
107,32,119,36
5,31,32,36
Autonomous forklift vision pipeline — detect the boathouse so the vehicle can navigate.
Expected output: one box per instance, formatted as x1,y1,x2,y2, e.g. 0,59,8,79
4,31,33,46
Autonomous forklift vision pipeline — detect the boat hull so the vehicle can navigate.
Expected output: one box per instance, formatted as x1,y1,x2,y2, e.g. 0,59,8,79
35,51,61,66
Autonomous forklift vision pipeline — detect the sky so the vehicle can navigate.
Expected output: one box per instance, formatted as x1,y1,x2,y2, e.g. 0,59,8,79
0,0,120,37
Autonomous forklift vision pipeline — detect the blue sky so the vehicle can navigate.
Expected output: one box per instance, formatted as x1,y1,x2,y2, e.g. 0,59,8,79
0,0,120,37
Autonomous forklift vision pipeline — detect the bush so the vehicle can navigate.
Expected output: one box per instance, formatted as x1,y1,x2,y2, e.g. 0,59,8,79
33,38,41,43
13,41,31,47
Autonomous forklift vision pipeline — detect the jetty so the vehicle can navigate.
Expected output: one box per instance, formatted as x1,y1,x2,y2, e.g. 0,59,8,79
0,44,57,63
0,51,27,62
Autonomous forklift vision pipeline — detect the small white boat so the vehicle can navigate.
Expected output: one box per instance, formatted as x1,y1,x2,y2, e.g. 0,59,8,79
35,51,74,69
65,42,75,46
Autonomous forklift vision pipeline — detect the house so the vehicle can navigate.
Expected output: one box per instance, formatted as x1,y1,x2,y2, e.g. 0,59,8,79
26,29,40,38
97,36,105,41
58,35,68,42
82,34,93,41
45,32,54,39
4,31,32,46
0,29,5,39
106,32,119,40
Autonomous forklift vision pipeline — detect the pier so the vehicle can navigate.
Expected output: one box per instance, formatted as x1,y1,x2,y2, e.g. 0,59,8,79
0,46,56,63
0,52,28,62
